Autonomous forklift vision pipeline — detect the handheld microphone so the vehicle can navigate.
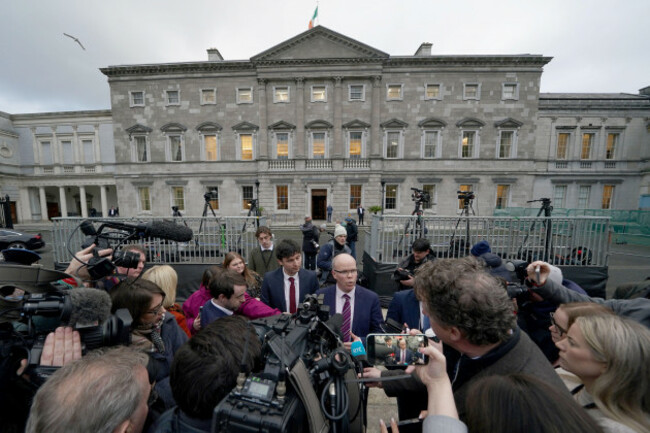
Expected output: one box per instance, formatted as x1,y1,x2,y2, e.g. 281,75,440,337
92,219,194,242
67,288,112,327
350,339,370,368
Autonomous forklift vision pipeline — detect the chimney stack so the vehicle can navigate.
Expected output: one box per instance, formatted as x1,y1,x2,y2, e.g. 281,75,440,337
415,43,432,57
207,48,223,61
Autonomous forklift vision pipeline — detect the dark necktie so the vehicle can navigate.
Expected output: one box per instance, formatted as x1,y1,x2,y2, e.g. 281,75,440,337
422,314,431,331
341,294,351,342
289,277,296,313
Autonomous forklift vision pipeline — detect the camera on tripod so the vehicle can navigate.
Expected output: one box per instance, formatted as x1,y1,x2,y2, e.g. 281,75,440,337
204,190,218,201
410,188,430,204
457,190,475,200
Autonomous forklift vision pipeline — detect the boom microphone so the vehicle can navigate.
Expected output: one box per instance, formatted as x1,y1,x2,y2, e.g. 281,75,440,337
94,219,193,242
67,288,112,327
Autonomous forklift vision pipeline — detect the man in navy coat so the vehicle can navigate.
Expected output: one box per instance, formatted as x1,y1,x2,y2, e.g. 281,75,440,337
261,239,319,313
386,288,430,332
316,253,384,348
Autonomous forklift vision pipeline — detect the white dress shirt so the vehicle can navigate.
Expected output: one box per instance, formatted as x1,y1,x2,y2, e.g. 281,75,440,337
335,285,355,326
283,269,300,312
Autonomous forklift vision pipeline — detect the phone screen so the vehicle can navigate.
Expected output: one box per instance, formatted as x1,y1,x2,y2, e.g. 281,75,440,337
366,333,428,366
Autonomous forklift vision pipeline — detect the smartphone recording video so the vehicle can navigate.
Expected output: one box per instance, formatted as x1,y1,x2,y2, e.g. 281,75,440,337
366,333,428,366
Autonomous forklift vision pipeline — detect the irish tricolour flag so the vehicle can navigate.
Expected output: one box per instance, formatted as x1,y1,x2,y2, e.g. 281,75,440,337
308,6,318,29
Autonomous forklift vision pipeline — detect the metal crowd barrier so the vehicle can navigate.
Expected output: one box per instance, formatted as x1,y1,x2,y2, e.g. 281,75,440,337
52,216,267,266
366,214,610,266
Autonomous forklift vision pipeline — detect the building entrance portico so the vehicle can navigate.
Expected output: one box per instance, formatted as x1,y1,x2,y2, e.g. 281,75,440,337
311,189,327,220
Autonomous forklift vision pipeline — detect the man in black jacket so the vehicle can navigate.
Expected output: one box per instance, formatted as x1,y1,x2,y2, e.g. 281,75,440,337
300,215,320,270
393,238,435,291
344,217,359,259
364,257,567,421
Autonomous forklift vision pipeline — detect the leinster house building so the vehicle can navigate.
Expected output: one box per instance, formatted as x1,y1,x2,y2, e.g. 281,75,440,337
1,26,649,223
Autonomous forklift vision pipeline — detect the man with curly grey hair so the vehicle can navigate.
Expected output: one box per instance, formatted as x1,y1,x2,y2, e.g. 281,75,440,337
364,256,566,421
26,346,151,433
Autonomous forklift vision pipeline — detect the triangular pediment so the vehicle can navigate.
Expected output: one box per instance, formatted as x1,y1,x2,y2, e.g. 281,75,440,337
125,124,152,136
252,26,389,62
232,121,259,131
380,118,408,129
342,119,371,129
196,122,223,132
268,121,296,130
494,118,523,128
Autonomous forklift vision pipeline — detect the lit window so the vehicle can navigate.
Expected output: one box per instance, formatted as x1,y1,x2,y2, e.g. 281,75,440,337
169,135,183,161
463,84,480,100
311,86,327,102
82,139,94,164
502,83,518,100
139,187,151,211
204,135,218,161
606,133,619,160
602,185,615,209
166,90,180,105
205,187,219,210
385,185,398,210
425,84,440,100
458,184,473,210
171,187,185,211
581,133,594,159
386,131,400,158
349,85,364,101
349,132,362,159
134,136,148,162
312,132,326,159
242,186,254,210
423,131,438,158
498,131,514,158
461,131,475,158
276,185,288,210
201,89,216,104
237,88,253,104
554,185,567,208
578,185,591,209
349,185,362,209
130,91,144,106
557,133,570,160
495,185,510,209
240,134,253,161
422,184,435,210
276,133,289,159
274,87,289,103
387,84,402,100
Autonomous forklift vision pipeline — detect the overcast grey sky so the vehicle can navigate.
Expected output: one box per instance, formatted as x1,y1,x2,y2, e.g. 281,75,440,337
2,0,648,114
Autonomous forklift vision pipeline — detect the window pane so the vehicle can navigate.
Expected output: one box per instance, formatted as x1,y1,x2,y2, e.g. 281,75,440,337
424,131,437,158
238,88,252,102
172,187,185,211
349,132,362,158
61,140,74,164
170,136,183,161
350,85,363,100
557,133,569,159
132,92,144,105
385,185,397,210
458,184,473,209
578,185,590,209
41,141,53,165
167,91,179,104
465,84,478,98
312,86,326,101
240,134,253,160
387,85,401,99
204,135,217,161
350,185,362,209
554,185,567,208
602,185,614,209
276,133,289,159
83,140,94,164
606,133,618,160
206,187,219,210
503,84,516,99
422,184,435,209
275,87,289,102
426,84,440,99
201,89,216,104
461,131,474,158
243,186,254,210
312,132,325,159
139,187,151,211
276,185,288,210
386,132,399,158
496,185,509,209
499,131,513,158
135,137,147,162
581,133,594,159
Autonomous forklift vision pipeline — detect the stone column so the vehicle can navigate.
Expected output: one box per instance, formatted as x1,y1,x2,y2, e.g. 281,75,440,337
100,185,108,217
51,126,60,165
59,186,68,217
371,76,382,157
18,187,32,223
333,76,343,158
295,77,305,158
257,79,268,159
79,185,88,218
38,187,48,222
72,125,80,164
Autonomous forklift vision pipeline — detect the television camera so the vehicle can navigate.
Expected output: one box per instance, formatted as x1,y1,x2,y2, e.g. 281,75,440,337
457,190,475,201
213,294,364,433
410,188,430,205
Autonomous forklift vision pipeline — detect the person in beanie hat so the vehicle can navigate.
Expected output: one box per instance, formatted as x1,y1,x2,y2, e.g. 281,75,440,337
317,224,352,284
470,240,491,257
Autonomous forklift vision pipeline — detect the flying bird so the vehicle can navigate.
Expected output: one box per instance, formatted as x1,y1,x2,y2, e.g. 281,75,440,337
63,33,86,50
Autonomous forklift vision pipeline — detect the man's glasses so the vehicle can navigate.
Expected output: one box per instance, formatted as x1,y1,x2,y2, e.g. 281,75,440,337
549,312,567,336
333,269,358,276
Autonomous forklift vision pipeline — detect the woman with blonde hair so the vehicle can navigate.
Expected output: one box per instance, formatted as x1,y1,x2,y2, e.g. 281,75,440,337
142,265,191,337
223,251,263,299
556,314,650,432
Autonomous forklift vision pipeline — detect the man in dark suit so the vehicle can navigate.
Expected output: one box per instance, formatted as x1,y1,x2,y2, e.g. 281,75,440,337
261,239,319,313
316,253,384,348
201,270,247,328
386,288,430,332
393,339,415,365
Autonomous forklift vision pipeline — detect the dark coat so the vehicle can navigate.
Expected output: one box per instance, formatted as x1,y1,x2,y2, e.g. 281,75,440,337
260,268,319,312
301,222,320,254
386,289,421,330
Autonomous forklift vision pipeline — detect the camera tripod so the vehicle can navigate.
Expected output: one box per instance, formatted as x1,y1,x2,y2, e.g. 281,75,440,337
195,195,225,254
449,195,475,257
395,200,427,258
517,198,553,262
235,199,260,254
